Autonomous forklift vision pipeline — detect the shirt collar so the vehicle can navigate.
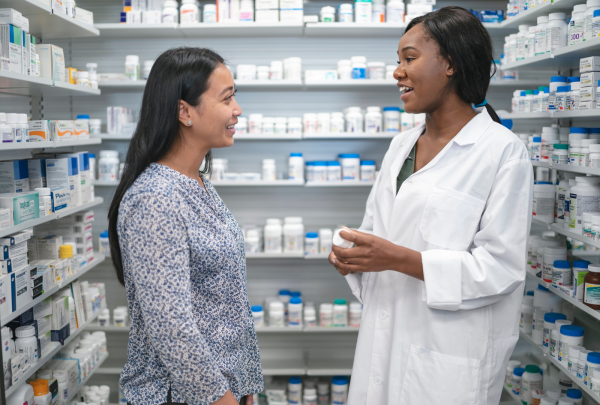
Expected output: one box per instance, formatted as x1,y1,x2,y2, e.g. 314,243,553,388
451,106,493,146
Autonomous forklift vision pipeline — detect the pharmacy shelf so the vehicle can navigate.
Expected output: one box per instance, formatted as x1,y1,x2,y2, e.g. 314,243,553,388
489,80,550,88
502,110,600,119
180,22,305,37
211,180,305,187
502,385,522,405
518,330,600,402
95,134,133,141
0,0,99,39
304,22,406,37
94,180,119,187
85,324,359,333
532,216,600,251
553,37,600,62
66,352,109,403
501,54,558,72
1,253,105,326
246,252,304,258
5,310,101,398
305,181,375,187
304,79,396,89
549,163,600,176
525,272,600,321
97,80,146,92
572,250,600,258
306,359,353,376
499,0,584,28
97,132,395,140
45,81,101,97
0,197,103,239
0,70,102,97
95,23,181,38
94,367,122,375
0,137,101,152
235,80,303,90
234,134,303,140
500,112,552,119
262,358,306,376
303,132,397,139
531,161,550,168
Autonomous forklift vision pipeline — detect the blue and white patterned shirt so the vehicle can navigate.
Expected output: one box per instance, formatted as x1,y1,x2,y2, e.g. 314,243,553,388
117,163,263,405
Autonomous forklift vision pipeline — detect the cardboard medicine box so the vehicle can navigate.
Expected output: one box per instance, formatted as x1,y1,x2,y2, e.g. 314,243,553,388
0,24,21,74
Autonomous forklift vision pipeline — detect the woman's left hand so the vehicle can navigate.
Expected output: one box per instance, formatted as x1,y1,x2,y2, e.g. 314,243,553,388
329,229,424,281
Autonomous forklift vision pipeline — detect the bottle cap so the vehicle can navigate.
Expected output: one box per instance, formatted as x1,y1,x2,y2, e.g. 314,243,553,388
60,244,74,259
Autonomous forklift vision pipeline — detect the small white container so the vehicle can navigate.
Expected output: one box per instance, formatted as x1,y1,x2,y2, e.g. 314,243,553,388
288,377,303,404
333,298,348,327
245,229,260,254
289,153,304,181
349,301,362,327
320,303,333,327
339,153,360,181
203,4,217,22
251,305,264,327
327,161,342,181
262,159,276,181
180,0,200,23
257,65,270,80
303,113,317,133
270,61,283,80
89,119,101,135
367,62,385,80
364,106,382,133
284,217,304,253
337,60,352,80
547,12,568,52
360,160,376,181
288,117,302,135
319,228,333,254
383,107,401,132
288,297,303,327
304,306,317,328
320,6,335,22
15,325,38,363
330,112,345,133
559,325,585,364
274,117,287,134
248,114,262,134
269,301,285,327
331,377,349,405
506,360,521,388
99,150,120,181
162,0,179,22
345,107,363,132
35,187,53,216
520,365,543,404
264,218,283,253
262,117,275,134
316,113,331,133
313,162,327,182
125,55,140,81
305,232,319,256
6,383,34,405
533,184,556,222
386,0,404,22
338,3,353,22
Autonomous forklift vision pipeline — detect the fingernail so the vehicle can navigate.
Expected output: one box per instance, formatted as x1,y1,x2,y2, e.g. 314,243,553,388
331,258,336,265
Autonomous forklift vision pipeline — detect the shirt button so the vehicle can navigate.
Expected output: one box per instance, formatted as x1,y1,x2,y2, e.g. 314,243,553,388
374,376,383,386
379,310,388,320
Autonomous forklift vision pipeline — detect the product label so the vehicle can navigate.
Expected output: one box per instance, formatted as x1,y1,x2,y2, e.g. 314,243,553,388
533,196,554,217
535,31,546,54
573,270,589,301
584,282,600,305
552,267,572,286
550,336,557,357
570,193,600,229
550,26,564,52
557,190,567,219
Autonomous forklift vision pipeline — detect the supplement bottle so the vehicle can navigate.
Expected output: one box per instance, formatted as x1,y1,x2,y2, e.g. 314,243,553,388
555,86,568,111
542,245,566,281
288,377,302,404
316,113,331,132
573,261,591,301
360,160,376,181
569,139,581,165
288,297,303,327
354,0,372,22
371,0,384,22
586,0,600,40
6,113,19,142
303,113,317,133
203,4,217,22
339,153,360,180
288,153,304,181
364,106,382,132
527,26,536,58
520,295,534,333
304,388,317,405
15,325,38,363
586,352,600,385
18,114,28,141
330,112,345,132
319,228,333,253
180,0,200,22
283,217,304,253
304,232,318,256
533,184,555,222
269,301,284,327
552,260,572,287
506,360,521,387
383,107,400,132
569,176,600,233
345,107,363,132
337,60,352,80
549,76,568,110
274,117,287,134
550,320,572,357
553,144,569,166
386,0,403,22
349,301,362,327
262,159,276,181
570,5,587,45
566,388,582,404
99,230,110,257
0,113,12,143
320,6,335,21
35,187,53,216
6,383,34,405
568,77,581,110
583,264,600,309
125,55,140,81
533,284,562,344
531,136,541,161
251,305,264,327
516,24,531,60
31,380,51,405
162,0,179,22
520,365,543,404
313,161,327,182
543,312,567,352
578,350,591,380
304,306,316,328
327,161,341,181
338,3,353,22
351,56,367,79
590,144,600,167
547,13,568,52
333,298,348,326
331,377,349,405
264,219,283,253
320,303,333,327
512,367,525,395
99,150,120,181
318,382,329,404
535,16,549,55
559,325,585,363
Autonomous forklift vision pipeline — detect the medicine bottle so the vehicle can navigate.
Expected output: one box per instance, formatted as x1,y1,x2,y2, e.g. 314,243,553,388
533,284,562,344
320,6,335,22
543,312,567,351
364,106,382,133
339,153,360,180
283,217,304,253
203,4,217,22
31,380,51,405
386,0,404,23
516,24,531,60
180,0,200,23
553,144,569,166
319,228,333,253
98,308,110,327
317,382,329,404
542,247,566,282
262,159,276,181
327,161,341,181
506,360,521,388
552,260,572,287
262,117,275,134
547,13,568,52
590,144,600,167
304,306,316,328
338,4,353,22
569,139,581,165
99,150,120,181
251,305,264,327
249,114,263,134
585,0,600,40
6,383,34,405
257,66,270,80
586,352,600,385
274,117,287,134
577,350,590,381
512,367,525,395
371,0,384,22
284,57,302,80
350,56,367,79
592,215,600,240
288,377,302,404
18,114,28,142
333,298,348,327
383,107,400,132
349,301,362,327
76,71,90,87
568,77,581,110
331,377,349,405
574,261,591,301
568,176,600,233
269,301,284,327
532,184,554,222
34,187,53,216
236,117,248,134
570,4,587,45
6,113,19,142
345,107,363,132
367,62,385,79
520,365,543,404
583,264,600,309
551,320,572,358
531,136,541,161
303,113,317,133
15,325,38,363
114,308,127,327
360,160,376,181
320,303,333,327
337,60,352,80
0,113,12,143
304,232,319,256
354,0,371,22
288,153,304,181
304,388,317,405
239,0,254,21
520,295,533,333
316,113,331,133
527,26,536,58
288,117,302,135
264,218,283,253
330,112,345,132
312,161,326,182
124,55,140,81
559,325,585,363
162,0,179,23
288,297,303,327
555,86,569,111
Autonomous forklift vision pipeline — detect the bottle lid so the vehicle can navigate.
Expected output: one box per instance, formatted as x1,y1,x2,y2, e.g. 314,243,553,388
550,76,567,83
278,289,291,296
100,230,109,238
290,297,302,304
339,153,360,158
544,312,567,323
251,305,263,312
334,298,347,305
60,244,74,258
557,86,569,92
566,388,582,399
332,376,349,385
538,283,549,291
513,367,525,377
76,114,90,119
327,161,341,166
290,152,303,157
306,232,319,238
32,380,49,396
554,144,568,150
589,264,600,273
553,260,570,269
586,352,600,364
15,325,35,337
361,160,376,166
289,377,302,384
560,325,584,337
525,90,534,95
525,364,540,374
573,260,590,269
533,137,541,142
570,127,588,134
383,107,401,112
290,291,301,297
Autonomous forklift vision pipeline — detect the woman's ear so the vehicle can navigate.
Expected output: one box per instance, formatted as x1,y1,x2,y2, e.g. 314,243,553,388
178,100,192,127
446,56,455,77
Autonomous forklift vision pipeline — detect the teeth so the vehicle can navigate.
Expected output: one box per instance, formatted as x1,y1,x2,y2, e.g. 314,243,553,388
227,125,235,129
399,86,413,92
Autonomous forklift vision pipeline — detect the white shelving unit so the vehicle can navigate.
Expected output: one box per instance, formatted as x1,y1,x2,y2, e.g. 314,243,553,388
502,38,600,71
85,324,359,333
0,71,102,97
502,110,600,119
498,0,584,28
97,132,396,140
0,138,101,151
66,353,110,403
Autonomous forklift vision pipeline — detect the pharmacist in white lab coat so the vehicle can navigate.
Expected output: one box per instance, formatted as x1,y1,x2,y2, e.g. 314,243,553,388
329,7,533,405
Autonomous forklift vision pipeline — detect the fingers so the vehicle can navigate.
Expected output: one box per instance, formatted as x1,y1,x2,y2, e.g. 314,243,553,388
334,259,362,276
332,244,371,262
246,396,253,405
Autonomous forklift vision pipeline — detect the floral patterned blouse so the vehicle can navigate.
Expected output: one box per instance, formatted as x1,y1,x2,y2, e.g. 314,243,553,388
117,163,263,405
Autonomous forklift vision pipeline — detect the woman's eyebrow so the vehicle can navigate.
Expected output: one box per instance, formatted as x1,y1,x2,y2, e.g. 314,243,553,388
219,86,234,96
401,46,418,52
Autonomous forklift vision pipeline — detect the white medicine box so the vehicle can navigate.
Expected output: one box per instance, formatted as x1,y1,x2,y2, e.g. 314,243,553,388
580,56,600,73
36,44,65,82
0,273,11,318
0,24,22,74
580,71,600,88
0,160,30,194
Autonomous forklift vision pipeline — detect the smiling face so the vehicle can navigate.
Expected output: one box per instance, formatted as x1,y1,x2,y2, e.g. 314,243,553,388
184,64,241,149
394,24,455,114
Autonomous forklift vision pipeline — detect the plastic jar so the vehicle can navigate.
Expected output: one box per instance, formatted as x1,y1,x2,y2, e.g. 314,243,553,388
386,0,404,22
269,61,283,80
273,117,287,134
531,136,541,161
288,297,303,327
284,57,302,80
288,117,302,135
516,24,531,60
569,176,600,233
249,114,262,134
383,107,400,132
535,16,549,55
283,217,304,253
180,0,199,23
98,150,120,181
583,264,600,309
543,312,567,352
288,377,302,404
349,302,362,327
316,113,331,133
313,161,327,182
269,301,284,327
585,352,600,385
236,117,248,134
550,321,571,357
331,377,349,405
304,306,317,328
506,360,521,387
552,260,572,287
360,160,376,181
6,383,34,405
520,365,543,404
568,78,581,110
162,0,179,22
570,140,581,166
125,55,140,81
333,298,348,326
547,13,568,52
303,113,317,133
533,184,555,222
565,388,582,405
320,6,335,22
577,350,591,381
318,382,330,404
512,367,525,395
245,229,260,254
257,66,270,81
338,3,353,22
319,228,333,253
327,161,341,181
339,154,360,181
532,390,547,405
330,112,345,133
574,261,591,302
31,380,51,405
520,295,534,333
367,62,385,80
385,65,396,80
203,4,217,22
583,211,598,237
264,219,282,253
288,153,304,181
365,106,382,133
239,0,253,21
559,325,585,363
305,162,314,182
533,284,563,344
592,369,600,394
570,5,587,45
351,56,367,79
305,233,319,256
553,144,569,165
76,71,90,87
304,388,317,405
35,187,53,216
580,139,596,167
555,86,569,111
592,215,600,240
262,159,276,181
337,60,352,80
262,117,275,134
345,107,363,132
15,325,38,363
88,119,102,135
585,0,600,40
549,76,568,110
590,144,600,167
320,303,333,327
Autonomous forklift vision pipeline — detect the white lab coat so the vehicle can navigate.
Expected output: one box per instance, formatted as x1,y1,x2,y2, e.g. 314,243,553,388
345,108,533,405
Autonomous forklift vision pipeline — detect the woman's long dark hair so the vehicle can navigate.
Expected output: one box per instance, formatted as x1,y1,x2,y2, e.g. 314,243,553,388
108,47,225,286
405,6,501,123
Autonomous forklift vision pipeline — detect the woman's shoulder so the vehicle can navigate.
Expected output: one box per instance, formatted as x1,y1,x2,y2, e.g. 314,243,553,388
481,121,530,164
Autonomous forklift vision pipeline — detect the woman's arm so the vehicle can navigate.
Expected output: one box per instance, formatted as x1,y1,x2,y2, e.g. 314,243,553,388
331,158,533,311
121,193,231,405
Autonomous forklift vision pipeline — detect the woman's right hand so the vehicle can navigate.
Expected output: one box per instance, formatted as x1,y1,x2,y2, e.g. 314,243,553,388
329,251,356,276
212,390,240,405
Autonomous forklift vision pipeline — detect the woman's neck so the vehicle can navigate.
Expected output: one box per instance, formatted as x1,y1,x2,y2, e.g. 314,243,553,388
157,136,209,186
424,94,477,141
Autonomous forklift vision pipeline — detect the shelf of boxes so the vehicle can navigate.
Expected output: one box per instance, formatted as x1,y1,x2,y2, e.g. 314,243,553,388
5,310,101,398
306,359,353,376
501,110,600,119
502,38,600,71
245,252,329,259
531,159,600,176
0,197,103,239
0,138,101,152
518,330,600,402
498,0,586,29
0,70,102,97
66,352,110,403
525,271,600,322
94,23,181,38
1,253,106,326
0,0,99,39
303,132,397,139
45,81,101,97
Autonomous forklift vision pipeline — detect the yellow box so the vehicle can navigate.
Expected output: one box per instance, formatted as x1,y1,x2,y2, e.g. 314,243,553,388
67,67,77,84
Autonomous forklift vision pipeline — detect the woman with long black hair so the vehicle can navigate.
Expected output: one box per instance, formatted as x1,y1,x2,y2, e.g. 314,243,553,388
107,47,263,405
329,7,533,404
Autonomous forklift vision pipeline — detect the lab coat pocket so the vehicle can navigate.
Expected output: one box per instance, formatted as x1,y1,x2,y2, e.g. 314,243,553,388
398,344,481,405
419,186,486,251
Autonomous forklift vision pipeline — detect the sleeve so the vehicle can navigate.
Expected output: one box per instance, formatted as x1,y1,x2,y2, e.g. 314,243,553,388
121,193,229,404
421,158,533,311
